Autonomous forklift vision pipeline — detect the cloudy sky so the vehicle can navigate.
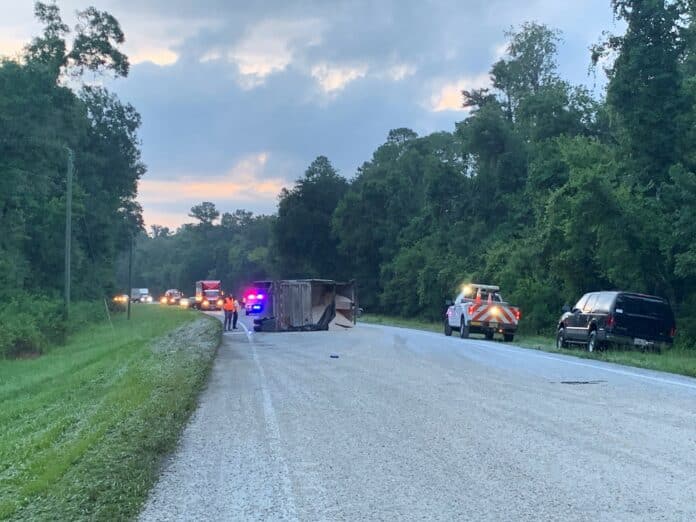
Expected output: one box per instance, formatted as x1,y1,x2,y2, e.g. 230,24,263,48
1,0,619,228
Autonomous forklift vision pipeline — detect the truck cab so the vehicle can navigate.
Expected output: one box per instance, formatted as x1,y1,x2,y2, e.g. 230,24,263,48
195,280,223,310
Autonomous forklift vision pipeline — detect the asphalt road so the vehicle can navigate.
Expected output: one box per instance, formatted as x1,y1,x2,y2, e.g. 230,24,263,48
140,314,696,521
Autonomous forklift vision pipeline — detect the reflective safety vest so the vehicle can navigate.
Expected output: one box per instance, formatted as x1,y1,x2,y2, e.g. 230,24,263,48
223,299,235,311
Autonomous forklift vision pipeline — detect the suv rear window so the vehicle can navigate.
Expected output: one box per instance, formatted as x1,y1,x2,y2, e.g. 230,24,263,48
615,295,674,321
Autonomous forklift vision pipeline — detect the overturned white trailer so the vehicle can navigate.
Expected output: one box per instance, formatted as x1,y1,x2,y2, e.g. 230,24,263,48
252,279,357,332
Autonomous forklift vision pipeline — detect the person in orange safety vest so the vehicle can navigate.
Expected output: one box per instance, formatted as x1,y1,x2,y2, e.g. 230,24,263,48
223,296,235,331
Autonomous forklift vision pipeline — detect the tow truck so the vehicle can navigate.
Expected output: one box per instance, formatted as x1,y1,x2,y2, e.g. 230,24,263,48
444,284,520,342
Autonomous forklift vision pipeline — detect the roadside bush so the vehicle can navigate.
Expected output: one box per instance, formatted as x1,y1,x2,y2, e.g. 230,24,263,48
0,301,53,357
0,294,108,358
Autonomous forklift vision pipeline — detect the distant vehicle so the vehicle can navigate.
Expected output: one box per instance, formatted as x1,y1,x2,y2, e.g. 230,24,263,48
113,294,129,304
179,296,193,309
163,289,183,305
131,288,152,303
243,289,266,315
556,291,676,352
195,280,223,310
444,284,520,342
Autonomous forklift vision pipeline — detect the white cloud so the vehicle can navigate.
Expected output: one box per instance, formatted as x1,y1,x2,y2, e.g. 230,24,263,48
130,48,179,66
228,18,324,86
386,63,417,81
429,74,490,112
311,63,368,93
493,42,508,60
200,49,222,63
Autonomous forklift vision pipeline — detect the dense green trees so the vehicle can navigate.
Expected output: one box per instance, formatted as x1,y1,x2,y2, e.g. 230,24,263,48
0,2,141,303
129,1,695,345
0,3,143,355
272,8,695,343
121,205,275,299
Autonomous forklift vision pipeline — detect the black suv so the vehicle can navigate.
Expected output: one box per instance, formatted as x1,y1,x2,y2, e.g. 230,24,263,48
556,291,676,352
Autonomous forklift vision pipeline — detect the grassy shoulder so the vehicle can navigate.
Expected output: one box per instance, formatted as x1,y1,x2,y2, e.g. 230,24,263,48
0,305,221,521
361,314,696,378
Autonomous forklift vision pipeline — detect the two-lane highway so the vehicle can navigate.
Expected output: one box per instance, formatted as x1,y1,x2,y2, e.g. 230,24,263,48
141,316,696,521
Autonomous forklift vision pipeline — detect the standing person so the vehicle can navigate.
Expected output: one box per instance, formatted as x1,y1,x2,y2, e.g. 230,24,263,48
223,295,234,331
232,295,240,330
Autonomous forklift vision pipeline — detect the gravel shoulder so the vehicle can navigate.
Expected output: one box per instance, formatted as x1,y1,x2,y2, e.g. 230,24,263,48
140,316,696,521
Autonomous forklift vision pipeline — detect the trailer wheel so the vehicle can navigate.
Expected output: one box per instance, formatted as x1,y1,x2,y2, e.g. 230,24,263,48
484,331,494,340
444,320,452,336
503,333,514,342
459,318,469,339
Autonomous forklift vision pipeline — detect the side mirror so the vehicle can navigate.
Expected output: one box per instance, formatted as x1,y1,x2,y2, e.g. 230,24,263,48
561,304,571,314
445,299,453,307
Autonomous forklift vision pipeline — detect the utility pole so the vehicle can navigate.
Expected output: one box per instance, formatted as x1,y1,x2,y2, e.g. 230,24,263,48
64,147,74,321
127,236,133,320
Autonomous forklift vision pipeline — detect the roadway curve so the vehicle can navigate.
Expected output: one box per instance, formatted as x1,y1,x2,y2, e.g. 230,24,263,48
140,315,696,521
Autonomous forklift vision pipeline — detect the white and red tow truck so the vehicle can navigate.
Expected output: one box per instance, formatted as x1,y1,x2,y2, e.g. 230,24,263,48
444,284,521,342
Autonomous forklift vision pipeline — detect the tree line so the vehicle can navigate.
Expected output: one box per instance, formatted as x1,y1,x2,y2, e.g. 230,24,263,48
135,2,696,344
0,2,142,355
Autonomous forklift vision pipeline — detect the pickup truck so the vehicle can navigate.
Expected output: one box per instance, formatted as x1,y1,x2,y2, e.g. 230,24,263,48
444,284,520,342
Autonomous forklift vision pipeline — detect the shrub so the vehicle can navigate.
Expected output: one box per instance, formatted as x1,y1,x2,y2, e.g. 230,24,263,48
0,294,107,358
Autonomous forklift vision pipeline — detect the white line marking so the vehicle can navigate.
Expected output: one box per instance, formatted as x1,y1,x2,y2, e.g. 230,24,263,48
246,323,299,521
361,323,696,391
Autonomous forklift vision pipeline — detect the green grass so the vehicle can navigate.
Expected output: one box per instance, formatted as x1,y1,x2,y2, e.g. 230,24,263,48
0,306,221,521
361,314,696,378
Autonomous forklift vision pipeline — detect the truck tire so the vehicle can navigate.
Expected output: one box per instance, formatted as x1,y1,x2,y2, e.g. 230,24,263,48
556,327,568,349
503,333,514,342
484,331,494,341
444,320,452,336
587,330,601,352
459,317,469,339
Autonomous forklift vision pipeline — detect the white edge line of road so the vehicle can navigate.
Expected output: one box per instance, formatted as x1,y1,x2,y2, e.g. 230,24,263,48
360,322,696,392
239,316,300,521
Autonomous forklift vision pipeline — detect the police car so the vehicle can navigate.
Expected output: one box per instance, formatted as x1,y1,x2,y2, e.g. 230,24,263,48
243,290,266,315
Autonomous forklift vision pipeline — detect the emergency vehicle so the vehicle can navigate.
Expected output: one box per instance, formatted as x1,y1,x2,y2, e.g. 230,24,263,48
444,284,520,342
242,289,266,315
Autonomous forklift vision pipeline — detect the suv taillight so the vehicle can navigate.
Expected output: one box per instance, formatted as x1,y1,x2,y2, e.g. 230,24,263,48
670,326,676,338
468,305,475,315
606,313,615,329
514,309,521,321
